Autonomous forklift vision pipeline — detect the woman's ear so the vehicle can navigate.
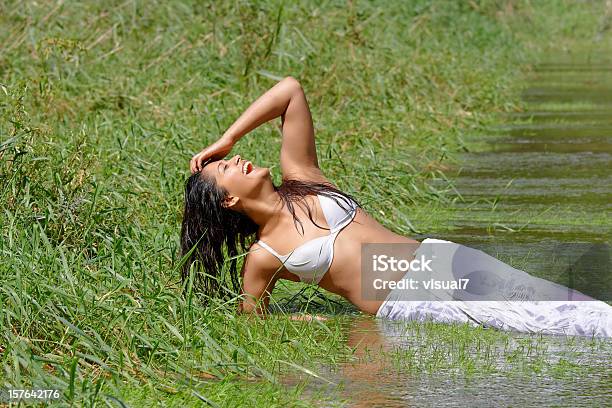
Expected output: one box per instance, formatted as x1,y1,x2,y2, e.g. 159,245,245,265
222,195,240,208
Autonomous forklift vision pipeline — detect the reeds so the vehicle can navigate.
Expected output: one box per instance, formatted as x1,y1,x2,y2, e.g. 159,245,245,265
1,0,610,405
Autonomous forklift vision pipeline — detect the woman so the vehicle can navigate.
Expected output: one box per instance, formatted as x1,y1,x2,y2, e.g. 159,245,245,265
183,77,611,337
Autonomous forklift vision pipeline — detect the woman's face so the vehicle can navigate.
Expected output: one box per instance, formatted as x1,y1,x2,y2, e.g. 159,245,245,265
201,154,272,208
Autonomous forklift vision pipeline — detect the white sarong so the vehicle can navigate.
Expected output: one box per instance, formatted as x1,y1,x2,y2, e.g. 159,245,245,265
375,239,612,337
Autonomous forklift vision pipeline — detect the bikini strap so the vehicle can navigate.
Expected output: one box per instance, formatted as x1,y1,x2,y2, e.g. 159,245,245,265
255,240,287,261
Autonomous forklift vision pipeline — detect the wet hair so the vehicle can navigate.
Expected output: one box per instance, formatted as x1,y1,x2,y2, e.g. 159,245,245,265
179,170,361,302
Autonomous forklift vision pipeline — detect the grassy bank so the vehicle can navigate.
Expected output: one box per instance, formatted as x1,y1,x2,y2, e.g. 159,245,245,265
1,0,610,406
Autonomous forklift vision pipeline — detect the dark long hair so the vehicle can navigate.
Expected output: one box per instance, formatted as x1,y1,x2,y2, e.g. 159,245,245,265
179,172,361,301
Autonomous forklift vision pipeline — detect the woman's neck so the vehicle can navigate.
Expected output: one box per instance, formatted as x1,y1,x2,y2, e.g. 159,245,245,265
241,190,284,231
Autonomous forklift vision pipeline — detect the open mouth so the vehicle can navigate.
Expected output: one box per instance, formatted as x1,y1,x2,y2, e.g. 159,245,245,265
241,160,253,175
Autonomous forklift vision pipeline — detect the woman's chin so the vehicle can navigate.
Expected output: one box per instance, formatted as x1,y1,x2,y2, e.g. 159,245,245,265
247,166,270,178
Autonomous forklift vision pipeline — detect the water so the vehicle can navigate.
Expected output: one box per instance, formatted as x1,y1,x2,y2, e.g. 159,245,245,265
285,57,612,406
444,59,611,244
440,57,612,301
284,318,612,407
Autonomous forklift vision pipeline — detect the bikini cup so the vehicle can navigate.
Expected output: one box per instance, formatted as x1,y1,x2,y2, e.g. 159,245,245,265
255,193,358,284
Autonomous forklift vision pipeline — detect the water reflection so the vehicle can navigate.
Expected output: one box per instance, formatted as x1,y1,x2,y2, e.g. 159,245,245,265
285,317,612,407
443,56,612,288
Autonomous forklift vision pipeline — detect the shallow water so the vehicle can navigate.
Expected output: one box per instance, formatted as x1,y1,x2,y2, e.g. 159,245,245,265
285,318,612,407
286,57,612,406
436,56,612,302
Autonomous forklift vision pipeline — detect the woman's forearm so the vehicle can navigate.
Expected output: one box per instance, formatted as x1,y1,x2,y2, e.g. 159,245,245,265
222,76,302,143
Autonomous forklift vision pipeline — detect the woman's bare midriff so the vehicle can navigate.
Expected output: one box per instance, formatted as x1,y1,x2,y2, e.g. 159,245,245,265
318,208,420,315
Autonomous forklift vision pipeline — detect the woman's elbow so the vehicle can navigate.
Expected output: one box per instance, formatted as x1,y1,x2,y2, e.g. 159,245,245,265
282,76,302,93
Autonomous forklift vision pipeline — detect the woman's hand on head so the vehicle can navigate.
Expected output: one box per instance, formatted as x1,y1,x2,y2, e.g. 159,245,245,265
190,136,235,174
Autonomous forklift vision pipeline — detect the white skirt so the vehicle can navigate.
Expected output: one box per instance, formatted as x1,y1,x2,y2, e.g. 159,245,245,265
375,239,612,337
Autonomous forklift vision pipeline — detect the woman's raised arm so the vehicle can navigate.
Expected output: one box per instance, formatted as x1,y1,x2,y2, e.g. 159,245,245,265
191,77,322,180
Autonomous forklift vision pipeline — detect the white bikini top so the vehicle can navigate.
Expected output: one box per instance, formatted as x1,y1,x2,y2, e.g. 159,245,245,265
255,192,358,284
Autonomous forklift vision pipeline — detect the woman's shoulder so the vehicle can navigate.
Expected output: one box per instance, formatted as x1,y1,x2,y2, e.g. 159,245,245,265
244,241,283,272
244,241,300,282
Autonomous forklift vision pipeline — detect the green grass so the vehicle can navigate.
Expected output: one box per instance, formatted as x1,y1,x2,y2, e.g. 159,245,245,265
1,0,611,406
